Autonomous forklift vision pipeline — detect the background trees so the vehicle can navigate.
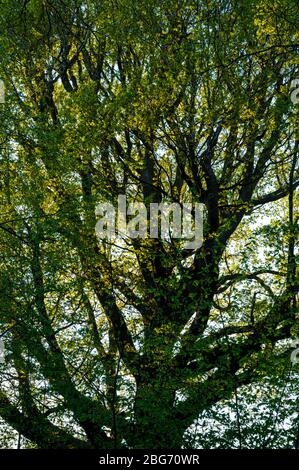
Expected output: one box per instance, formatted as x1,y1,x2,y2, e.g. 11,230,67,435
0,0,298,448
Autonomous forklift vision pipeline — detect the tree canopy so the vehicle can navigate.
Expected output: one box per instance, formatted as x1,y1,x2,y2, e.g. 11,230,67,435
0,0,298,449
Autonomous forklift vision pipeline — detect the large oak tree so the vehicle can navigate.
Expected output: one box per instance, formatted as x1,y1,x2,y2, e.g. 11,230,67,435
0,0,298,448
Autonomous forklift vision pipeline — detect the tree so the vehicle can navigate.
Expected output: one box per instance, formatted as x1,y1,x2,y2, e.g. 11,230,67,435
0,0,298,449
